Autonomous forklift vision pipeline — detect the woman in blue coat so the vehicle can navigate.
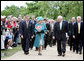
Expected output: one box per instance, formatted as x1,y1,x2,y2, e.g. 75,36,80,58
34,17,47,55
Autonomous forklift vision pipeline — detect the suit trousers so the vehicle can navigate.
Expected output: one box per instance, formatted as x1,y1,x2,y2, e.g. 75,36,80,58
57,39,66,55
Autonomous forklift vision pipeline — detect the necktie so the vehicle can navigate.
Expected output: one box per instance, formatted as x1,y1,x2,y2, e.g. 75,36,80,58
60,21,62,30
26,21,29,28
78,23,80,34
51,24,53,32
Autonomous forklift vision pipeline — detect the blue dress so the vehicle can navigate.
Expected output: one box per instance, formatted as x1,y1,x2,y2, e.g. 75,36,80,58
34,22,47,48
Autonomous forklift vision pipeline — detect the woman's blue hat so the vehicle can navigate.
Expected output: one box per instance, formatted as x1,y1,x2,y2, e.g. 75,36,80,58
37,17,44,22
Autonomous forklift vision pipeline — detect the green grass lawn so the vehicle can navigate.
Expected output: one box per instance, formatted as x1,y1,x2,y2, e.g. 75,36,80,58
1,45,22,59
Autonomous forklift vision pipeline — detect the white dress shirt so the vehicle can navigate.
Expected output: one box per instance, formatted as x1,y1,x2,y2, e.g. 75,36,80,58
60,21,62,30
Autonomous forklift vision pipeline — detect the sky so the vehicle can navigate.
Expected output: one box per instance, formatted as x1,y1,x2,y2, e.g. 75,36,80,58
1,1,33,11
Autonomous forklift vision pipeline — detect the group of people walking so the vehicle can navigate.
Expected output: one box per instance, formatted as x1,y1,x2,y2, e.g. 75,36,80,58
19,15,83,57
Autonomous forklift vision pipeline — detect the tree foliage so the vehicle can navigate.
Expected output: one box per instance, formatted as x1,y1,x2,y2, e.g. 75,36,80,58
1,1,83,21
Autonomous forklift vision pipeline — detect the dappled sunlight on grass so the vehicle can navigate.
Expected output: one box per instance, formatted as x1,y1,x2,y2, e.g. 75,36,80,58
1,45,22,59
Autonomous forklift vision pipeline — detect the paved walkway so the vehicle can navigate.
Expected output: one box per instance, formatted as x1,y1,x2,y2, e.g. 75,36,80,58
1,45,83,60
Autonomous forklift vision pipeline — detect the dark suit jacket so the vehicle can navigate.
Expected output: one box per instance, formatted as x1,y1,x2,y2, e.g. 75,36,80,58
53,20,69,41
74,22,83,40
46,23,51,31
29,20,37,36
19,20,32,39
68,22,75,37
45,23,51,38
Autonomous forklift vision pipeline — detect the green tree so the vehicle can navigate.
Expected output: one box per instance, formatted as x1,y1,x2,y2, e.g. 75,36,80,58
1,1,83,21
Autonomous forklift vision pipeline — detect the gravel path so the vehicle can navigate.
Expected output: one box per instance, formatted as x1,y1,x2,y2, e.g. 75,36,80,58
1,45,83,60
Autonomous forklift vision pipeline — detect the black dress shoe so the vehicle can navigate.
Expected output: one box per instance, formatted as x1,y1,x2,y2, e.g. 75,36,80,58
38,53,42,55
30,48,32,50
73,50,75,52
24,52,29,55
76,52,78,54
79,52,82,54
58,54,62,56
70,48,72,51
62,53,65,57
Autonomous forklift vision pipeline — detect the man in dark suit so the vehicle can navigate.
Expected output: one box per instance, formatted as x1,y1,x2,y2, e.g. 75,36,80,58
44,18,51,50
49,20,55,47
73,16,83,54
19,15,32,55
29,15,37,50
53,15,69,57
68,17,76,52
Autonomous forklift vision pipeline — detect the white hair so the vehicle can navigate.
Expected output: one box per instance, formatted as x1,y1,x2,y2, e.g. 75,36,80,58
57,15,63,20
72,17,75,19
77,16,81,20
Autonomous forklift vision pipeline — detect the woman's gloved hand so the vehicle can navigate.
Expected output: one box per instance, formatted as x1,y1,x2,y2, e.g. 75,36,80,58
36,30,44,34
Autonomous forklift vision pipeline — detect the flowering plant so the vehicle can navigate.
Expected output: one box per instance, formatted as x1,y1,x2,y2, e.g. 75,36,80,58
36,26,42,32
